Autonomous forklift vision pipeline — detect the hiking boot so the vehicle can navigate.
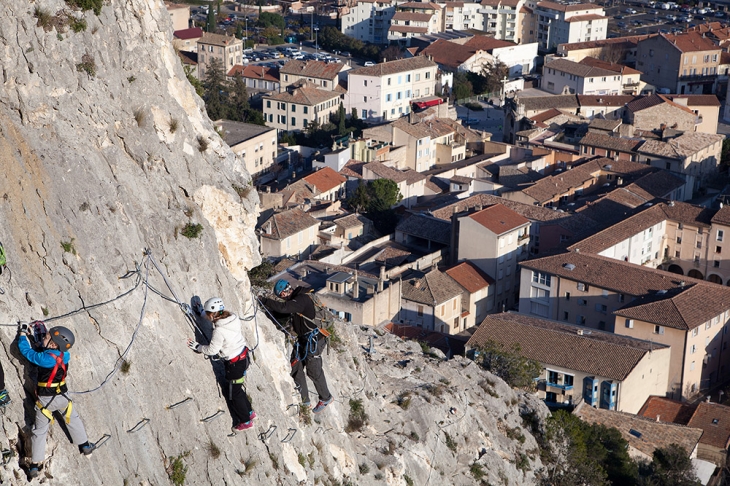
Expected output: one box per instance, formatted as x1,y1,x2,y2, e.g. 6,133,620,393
249,411,256,421
312,397,333,414
0,389,10,407
233,421,253,432
28,464,40,479
191,296,204,316
80,442,96,456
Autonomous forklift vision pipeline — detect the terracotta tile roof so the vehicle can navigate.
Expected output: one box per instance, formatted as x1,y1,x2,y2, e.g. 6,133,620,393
349,56,437,77
266,83,341,106
576,188,650,227
579,56,642,75
425,175,449,194
578,94,636,107
340,160,365,179
401,268,464,305
334,213,371,229
623,170,685,200
303,167,346,193
480,0,520,6
429,193,598,235
174,27,203,40
388,25,429,34
660,200,715,227
614,283,730,330
392,117,455,140
518,95,579,113
652,31,721,53
364,161,426,184
373,247,411,267
559,35,648,52
392,11,433,22
638,396,696,425
588,118,622,131
579,132,643,153
445,261,494,293
279,60,343,80
537,1,602,12
198,32,239,47
520,251,709,296
687,402,730,449
420,40,477,70
666,94,721,107
395,213,451,245
627,94,696,115
463,36,516,52
400,1,443,9
258,208,320,240
711,205,730,226
468,204,530,235
638,132,725,160
575,403,703,458
228,64,280,83
467,313,667,381
177,50,198,66
566,13,607,22
531,108,565,124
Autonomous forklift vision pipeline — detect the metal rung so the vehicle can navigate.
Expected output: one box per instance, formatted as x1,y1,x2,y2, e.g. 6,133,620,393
166,397,193,410
201,410,225,423
94,434,111,449
281,428,297,443
1,449,14,465
259,425,277,442
127,418,150,433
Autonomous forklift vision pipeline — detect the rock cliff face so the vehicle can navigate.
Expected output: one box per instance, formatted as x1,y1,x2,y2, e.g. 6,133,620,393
0,1,551,484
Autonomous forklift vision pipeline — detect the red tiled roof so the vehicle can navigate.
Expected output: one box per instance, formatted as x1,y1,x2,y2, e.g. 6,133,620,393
666,94,721,107
468,204,530,235
228,64,280,83
651,31,721,53
420,39,477,69
688,402,730,449
463,35,516,52
638,396,696,425
340,160,365,179
279,60,343,80
303,167,346,193
392,11,433,22
174,27,203,40
445,261,495,293
579,56,642,75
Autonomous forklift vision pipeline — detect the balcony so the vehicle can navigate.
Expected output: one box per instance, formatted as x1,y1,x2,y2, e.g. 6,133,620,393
535,378,575,392
678,73,717,83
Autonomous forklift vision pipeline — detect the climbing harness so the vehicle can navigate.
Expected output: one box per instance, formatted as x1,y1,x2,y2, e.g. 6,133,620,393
166,397,193,410
126,418,150,433
290,328,327,367
229,347,249,364
34,394,73,425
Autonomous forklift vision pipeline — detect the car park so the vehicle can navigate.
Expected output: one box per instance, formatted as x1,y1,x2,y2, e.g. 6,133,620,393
716,11,726,17
615,14,625,19
666,13,676,20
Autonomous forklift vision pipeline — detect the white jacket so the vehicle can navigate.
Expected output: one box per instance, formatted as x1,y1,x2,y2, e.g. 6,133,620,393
198,313,247,360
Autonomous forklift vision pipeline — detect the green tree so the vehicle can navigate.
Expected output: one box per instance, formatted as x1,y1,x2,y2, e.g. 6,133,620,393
257,12,285,30
202,58,229,121
206,8,216,33
229,74,250,122
379,45,403,62
722,138,730,167
184,65,204,97
641,444,700,486
235,23,243,39
351,107,359,121
346,179,402,234
337,103,347,135
248,261,274,288
453,71,473,102
347,183,370,213
475,340,542,389
480,59,509,95
367,179,402,212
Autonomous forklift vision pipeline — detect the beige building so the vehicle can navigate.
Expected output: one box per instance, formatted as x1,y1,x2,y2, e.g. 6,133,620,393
257,208,320,258
467,313,671,413
535,1,608,51
665,94,722,134
557,35,647,64
165,2,190,31
279,60,346,93
214,120,277,181
301,167,347,202
399,268,467,334
263,83,342,132
173,27,202,53
635,31,722,95
388,2,443,45
361,161,426,209
456,204,530,312
637,132,724,188
445,261,494,329
391,117,463,172
197,32,243,79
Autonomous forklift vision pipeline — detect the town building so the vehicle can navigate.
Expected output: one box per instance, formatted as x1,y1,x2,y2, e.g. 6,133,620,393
535,1,608,51
467,313,671,413
257,208,321,258
227,65,280,92
344,57,438,124
213,120,278,181
399,268,467,334
340,0,399,45
388,2,444,45
445,261,494,328
263,82,343,132
541,58,624,95
173,27,202,53
279,60,346,93
197,32,243,79
635,32,722,95
165,2,190,31
478,0,534,45
443,1,484,31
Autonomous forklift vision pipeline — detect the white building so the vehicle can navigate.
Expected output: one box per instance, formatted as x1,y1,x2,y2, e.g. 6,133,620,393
478,0,534,44
341,0,400,45
542,58,623,95
443,2,485,31
344,56,438,124
388,2,444,45
214,120,278,181
263,82,343,132
535,1,608,51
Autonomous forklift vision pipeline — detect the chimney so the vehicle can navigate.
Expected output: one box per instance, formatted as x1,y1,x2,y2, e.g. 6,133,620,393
378,265,385,292
656,415,660,422
353,273,359,299
414,280,421,289
577,329,584,335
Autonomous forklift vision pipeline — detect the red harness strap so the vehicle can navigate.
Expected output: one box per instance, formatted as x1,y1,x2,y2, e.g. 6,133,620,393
45,352,67,389
228,347,248,363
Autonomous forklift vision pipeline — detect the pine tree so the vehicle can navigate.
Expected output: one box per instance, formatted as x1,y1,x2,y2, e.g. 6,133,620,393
229,74,250,122
206,8,216,33
337,103,346,135
202,58,229,121
351,108,358,121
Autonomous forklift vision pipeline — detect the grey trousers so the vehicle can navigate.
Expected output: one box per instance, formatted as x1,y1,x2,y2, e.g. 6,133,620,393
291,338,332,403
32,394,88,463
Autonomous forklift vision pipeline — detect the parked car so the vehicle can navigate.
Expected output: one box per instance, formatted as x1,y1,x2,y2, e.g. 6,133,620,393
342,51,351,57
616,14,625,19
363,61,375,67
617,21,627,27
626,8,637,13
715,11,726,17
666,13,676,20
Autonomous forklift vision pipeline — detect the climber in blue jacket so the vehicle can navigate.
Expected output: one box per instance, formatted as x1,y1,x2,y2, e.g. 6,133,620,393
18,325,95,479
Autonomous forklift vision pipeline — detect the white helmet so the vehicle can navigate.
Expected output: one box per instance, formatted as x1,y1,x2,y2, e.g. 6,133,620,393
204,297,225,313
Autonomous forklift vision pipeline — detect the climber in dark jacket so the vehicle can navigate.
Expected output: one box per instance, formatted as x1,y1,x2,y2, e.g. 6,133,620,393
261,279,333,413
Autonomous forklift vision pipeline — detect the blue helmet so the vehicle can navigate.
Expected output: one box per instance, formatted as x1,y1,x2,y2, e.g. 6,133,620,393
274,279,291,297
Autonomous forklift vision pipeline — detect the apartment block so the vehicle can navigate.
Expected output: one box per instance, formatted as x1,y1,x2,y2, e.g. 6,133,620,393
263,82,342,132
341,0,399,45
535,1,608,51
279,60,346,93
443,1,484,31
197,32,243,79
388,2,444,45
344,56,437,124
542,58,623,95
391,117,462,172
213,120,277,181
478,0,530,44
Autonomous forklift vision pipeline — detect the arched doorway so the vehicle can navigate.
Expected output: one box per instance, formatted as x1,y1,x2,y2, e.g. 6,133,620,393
667,264,684,275
708,274,723,285
688,269,704,280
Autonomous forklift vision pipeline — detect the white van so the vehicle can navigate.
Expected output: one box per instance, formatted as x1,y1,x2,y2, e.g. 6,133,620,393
200,5,209,13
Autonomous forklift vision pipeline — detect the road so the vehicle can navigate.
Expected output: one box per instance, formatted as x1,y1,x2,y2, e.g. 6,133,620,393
455,101,505,141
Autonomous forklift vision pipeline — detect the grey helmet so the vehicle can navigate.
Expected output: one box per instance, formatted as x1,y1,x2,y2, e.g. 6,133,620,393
49,326,75,350
204,297,225,313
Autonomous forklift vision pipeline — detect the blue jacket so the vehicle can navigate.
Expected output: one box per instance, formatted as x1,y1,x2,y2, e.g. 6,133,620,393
18,335,70,368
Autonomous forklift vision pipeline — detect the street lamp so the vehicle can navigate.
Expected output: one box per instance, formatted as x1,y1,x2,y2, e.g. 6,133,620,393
314,27,319,54
245,16,248,47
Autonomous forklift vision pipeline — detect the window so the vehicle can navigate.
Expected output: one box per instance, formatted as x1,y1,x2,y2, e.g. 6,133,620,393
303,119,308,128
415,73,420,81
595,304,607,313
565,292,570,301
363,96,367,102
690,361,695,371
291,117,296,126
291,105,296,113
692,328,699,337
654,325,665,335
397,92,402,100
577,315,586,325
602,290,608,298
266,100,271,108
386,94,392,102
618,294,625,303
625,319,634,329
577,282,588,292
677,237,682,244
417,305,423,316
691,344,696,354
719,230,724,242
530,301,549,317
387,78,391,86
425,72,431,79
563,311,569,321
406,74,411,82
578,299,587,306
717,246,722,254
362,109,367,119
547,370,559,384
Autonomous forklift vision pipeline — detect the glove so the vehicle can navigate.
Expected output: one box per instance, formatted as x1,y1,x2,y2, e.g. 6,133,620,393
18,323,29,334
187,339,201,353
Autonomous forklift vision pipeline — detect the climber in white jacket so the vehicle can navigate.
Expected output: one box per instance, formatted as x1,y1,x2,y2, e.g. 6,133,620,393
187,297,256,432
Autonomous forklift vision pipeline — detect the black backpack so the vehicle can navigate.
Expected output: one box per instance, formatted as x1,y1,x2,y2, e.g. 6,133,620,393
298,291,335,336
